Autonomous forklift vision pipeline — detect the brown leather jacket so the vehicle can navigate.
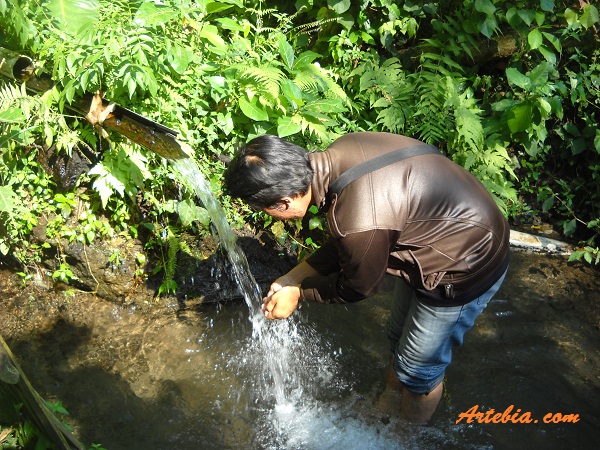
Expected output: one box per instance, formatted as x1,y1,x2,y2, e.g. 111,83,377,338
300,132,510,306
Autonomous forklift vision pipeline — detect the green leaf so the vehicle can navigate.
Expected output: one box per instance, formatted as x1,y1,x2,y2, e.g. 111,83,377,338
535,11,545,26
506,103,533,133
518,9,536,26
206,2,235,14
563,219,577,237
564,8,578,26
281,79,304,107
581,4,599,29
528,28,543,49
540,0,555,12
542,32,561,53
0,107,25,123
568,250,585,262
506,8,522,28
0,186,18,212
239,97,269,121
308,216,323,231
506,67,530,90
571,137,585,155
328,0,351,14
277,116,302,137
178,199,210,227
135,1,178,27
548,95,564,120
478,16,497,38
361,31,376,44
542,195,554,212
278,35,295,70
537,45,556,64
46,0,99,36
199,24,227,53
475,0,496,15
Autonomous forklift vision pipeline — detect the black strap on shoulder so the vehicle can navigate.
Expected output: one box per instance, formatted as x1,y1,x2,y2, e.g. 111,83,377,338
323,144,441,211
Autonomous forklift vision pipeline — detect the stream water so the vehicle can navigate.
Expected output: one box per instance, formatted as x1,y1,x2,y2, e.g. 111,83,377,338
0,156,598,449
1,249,599,449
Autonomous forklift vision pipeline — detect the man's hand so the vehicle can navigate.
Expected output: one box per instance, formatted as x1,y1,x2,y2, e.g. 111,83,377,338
262,285,301,319
261,260,320,319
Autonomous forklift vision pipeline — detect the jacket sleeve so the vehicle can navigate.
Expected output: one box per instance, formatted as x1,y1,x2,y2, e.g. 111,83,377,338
304,240,341,275
300,229,398,303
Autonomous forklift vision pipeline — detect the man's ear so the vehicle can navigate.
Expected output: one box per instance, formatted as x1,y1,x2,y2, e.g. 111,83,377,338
267,197,292,212
278,197,293,210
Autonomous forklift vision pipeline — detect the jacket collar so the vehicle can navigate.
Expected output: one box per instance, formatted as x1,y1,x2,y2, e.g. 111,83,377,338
308,151,331,211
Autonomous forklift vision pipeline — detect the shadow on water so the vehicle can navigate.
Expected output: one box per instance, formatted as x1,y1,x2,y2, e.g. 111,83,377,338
1,249,599,449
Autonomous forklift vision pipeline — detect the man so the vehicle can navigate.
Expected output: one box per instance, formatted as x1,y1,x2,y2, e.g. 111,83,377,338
223,132,510,423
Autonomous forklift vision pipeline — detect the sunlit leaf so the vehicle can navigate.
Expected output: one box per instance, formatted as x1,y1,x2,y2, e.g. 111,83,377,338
0,186,18,212
581,4,599,29
528,28,543,49
239,97,268,121
277,116,302,137
328,0,351,14
278,35,295,70
537,45,556,65
46,0,99,36
506,103,533,133
506,68,530,90
178,199,210,227
0,107,25,123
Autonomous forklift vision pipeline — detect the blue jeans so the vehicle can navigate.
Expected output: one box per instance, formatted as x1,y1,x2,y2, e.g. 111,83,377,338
387,270,507,395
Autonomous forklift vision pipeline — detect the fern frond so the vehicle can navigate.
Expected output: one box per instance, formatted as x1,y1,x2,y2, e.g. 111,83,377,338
408,71,451,145
294,63,348,104
231,63,285,102
291,17,340,36
0,82,27,111
455,107,484,154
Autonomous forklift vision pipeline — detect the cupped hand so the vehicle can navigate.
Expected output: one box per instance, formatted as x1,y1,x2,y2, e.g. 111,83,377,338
262,285,300,320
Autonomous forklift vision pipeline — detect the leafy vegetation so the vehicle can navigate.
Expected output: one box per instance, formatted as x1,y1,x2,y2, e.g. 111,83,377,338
0,0,599,299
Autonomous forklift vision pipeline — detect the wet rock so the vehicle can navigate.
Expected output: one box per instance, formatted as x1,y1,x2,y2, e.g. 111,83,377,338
36,145,91,192
20,216,296,305
28,215,154,301
174,231,296,306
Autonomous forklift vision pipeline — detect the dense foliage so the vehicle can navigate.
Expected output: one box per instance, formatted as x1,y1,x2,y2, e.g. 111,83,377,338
0,0,599,293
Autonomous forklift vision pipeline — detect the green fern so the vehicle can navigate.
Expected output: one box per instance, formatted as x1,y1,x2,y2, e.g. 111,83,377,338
351,55,414,133
444,77,485,156
410,73,452,145
158,233,179,296
232,63,285,104
293,64,347,104
290,17,340,38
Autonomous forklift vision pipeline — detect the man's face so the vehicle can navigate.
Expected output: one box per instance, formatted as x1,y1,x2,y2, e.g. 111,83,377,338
262,195,309,220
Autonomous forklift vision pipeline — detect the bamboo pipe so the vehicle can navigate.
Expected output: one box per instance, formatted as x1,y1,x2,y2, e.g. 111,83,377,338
0,46,188,160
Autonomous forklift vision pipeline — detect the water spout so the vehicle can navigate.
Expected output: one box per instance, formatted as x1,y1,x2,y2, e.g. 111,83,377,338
0,46,189,160
0,47,35,80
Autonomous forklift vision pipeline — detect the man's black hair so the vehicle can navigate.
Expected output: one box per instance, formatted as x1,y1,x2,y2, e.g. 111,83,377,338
223,135,313,210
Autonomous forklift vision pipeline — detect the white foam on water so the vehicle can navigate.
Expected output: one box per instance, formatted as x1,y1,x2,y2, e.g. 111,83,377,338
269,399,406,450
